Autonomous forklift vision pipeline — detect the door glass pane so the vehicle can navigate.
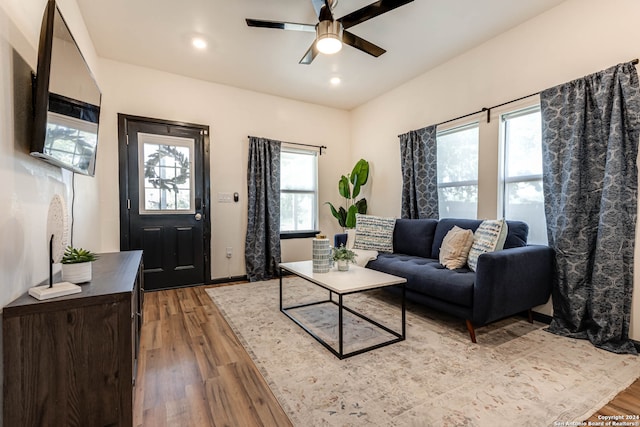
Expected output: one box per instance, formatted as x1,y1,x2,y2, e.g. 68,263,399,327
138,133,195,214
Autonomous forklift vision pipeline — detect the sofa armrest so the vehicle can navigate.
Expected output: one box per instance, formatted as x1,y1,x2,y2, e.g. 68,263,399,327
472,245,554,325
334,233,347,248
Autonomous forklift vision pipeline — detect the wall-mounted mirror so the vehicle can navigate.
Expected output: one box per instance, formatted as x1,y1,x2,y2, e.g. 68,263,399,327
31,0,102,176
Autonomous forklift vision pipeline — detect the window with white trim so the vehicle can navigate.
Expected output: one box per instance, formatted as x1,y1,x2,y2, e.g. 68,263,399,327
437,123,479,219
280,148,318,236
500,106,548,245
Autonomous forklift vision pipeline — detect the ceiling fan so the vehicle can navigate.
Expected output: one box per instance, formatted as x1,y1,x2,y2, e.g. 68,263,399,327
246,0,414,65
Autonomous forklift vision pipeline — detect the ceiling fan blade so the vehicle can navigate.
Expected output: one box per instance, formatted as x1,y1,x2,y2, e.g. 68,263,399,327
338,0,414,30
299,42,320,65
342,30,386,57
246,19,316,33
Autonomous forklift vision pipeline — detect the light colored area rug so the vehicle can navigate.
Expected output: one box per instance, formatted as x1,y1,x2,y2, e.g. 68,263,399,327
206,277,640,427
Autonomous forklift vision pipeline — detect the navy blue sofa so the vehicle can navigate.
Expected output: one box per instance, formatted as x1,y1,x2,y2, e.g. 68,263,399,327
335,218,554,342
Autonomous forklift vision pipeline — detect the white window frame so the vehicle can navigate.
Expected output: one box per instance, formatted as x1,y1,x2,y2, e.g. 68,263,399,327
436,121,480,219
498,104,547,244
279,147,319,236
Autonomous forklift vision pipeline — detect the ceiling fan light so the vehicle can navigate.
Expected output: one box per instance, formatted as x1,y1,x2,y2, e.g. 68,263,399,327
316,36,342,54
316,20,343,55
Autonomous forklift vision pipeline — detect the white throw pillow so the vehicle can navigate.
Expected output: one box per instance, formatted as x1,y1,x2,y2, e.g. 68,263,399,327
467,219,508,272
353,214,396,253
439,226,475,270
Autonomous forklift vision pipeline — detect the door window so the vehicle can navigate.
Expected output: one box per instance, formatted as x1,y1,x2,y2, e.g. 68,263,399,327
138,133,195,214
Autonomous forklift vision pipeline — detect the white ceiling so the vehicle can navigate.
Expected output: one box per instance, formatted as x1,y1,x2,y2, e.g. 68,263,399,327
75,0,566,110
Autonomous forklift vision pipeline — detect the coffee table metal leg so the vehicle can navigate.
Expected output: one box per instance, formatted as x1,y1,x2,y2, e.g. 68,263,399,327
402,284,406,339
279,268,283,311
339,294,344,358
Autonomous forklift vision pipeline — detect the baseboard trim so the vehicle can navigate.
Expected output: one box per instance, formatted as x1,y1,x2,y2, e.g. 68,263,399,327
530,311,553,325
209,275,248,285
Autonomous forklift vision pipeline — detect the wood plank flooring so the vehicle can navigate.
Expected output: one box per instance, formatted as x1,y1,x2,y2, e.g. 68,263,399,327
133,285,292,427
134,284,640,426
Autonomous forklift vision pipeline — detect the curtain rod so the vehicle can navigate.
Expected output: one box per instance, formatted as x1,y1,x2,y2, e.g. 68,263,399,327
247,136,327,155
399,58,639,136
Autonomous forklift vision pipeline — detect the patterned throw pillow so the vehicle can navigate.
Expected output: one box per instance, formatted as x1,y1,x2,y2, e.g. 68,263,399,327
439,226,475,269
467,219,508,272
353,214,396,253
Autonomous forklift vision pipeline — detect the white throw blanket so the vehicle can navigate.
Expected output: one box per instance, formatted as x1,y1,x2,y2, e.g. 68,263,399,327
345,229,378,267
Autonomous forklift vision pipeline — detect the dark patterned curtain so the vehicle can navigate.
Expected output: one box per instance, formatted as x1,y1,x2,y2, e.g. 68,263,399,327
245,137,281,282
541,62,640,354
399,125,438,219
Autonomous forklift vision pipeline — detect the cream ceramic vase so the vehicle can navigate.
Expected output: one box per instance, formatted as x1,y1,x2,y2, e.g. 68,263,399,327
62,262,92,284
337,259,350,271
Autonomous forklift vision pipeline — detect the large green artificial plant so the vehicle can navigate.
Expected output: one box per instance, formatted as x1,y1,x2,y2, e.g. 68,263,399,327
326,159,369,228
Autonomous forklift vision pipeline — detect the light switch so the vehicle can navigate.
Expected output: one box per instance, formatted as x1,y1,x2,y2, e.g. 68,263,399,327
217,192,233,203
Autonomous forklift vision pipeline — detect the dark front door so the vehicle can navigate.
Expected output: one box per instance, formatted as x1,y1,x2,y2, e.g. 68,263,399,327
118,114,210,290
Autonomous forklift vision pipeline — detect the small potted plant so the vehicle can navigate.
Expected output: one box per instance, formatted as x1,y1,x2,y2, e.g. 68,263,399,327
61,246,98,284
332,244,357,271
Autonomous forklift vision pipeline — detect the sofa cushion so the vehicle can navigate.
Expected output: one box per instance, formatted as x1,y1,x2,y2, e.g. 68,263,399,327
439,226,474,269
353,214,396,252
467,219,508,271
393,218,438,258
431,218,482,259
367,254,475,307
503,221,528,249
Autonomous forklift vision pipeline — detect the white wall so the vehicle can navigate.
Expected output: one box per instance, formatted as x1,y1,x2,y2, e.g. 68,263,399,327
0,0,100,301
350,0,640,338
96,59,351,280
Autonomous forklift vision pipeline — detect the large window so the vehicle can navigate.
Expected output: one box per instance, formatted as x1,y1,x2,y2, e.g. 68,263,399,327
437,123,479,219
280,148,318,237
500,106,547,244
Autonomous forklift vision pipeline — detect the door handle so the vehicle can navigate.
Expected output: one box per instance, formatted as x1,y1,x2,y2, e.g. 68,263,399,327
195,213,202,221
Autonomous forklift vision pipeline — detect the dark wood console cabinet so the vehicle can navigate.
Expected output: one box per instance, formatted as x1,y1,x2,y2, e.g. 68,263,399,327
3,251,143,427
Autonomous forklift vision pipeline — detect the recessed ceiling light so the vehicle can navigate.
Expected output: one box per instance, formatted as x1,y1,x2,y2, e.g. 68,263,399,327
330,77,341,86
192,37,207,50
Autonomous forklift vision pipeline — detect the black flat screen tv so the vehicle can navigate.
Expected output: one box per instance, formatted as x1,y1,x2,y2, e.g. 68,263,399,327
31,0,101,176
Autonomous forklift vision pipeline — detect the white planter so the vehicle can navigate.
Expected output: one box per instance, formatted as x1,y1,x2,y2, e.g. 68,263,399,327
62,262,92,284
336,259,350,271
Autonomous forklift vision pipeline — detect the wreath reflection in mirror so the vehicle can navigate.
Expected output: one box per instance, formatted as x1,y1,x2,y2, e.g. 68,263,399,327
144,145,190,192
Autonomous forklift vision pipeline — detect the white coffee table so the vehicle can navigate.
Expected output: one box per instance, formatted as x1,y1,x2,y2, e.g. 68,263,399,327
279,261,407,359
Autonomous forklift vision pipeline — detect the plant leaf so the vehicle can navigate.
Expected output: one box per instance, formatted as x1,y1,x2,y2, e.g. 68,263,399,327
337,206,347,228
338,175,351,199
355,198,367,214
325,202,344,227
352,173,361,198
350,159,369,186
345,205,358,228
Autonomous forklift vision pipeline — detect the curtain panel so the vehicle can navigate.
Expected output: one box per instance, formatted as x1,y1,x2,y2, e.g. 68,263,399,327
399,125,439,219
540,61,640,354
245,137,282,282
